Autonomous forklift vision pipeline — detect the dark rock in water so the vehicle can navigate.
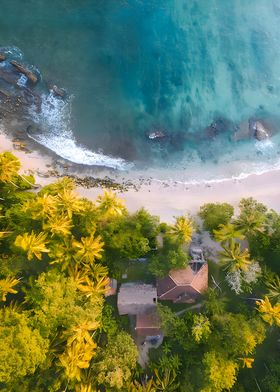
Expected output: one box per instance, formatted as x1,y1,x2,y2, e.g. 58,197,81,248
146,130,167,140
10,60,38,84
51,84,66,98
0,53,6,62
249,120,271,141
47,82,66,98
204,117,235,139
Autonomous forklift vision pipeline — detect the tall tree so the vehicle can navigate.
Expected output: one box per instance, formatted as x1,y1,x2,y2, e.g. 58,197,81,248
170,215,193,244
96,189,126,218
219,239,252,272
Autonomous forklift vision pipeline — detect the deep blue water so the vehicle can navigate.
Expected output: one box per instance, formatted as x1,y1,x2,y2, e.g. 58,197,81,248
1,0,280,178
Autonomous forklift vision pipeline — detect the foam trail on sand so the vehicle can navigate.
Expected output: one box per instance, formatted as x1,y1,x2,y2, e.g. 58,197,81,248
28,92,133,170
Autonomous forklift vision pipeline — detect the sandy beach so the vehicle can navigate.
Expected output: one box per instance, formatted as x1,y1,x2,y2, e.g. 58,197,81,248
1,131,280,222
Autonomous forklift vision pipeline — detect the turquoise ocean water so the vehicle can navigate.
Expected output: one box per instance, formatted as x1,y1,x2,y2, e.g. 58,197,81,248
1,0,280,181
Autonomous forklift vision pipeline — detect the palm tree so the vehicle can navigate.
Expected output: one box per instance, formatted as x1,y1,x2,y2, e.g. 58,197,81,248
65,321,100,346
57,189,85,218
0,152,20,184
265,275,280,304
0,276,20,301
213,223,245,244
59,340,96,382
49,238,75,270
256,296,280,327
96,189,126,218
44,214,73,237
76,275,110,298
219,239,252,272
14,231,49,260
152,369,179,391
234,212,266,237
73,233,104,265
170,216,193,243
23,193,58,220
128,379,155,392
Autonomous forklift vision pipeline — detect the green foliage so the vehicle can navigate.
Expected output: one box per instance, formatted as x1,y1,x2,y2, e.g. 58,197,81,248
25,270,103,338
211,313,266,356
202,351,238,392
149,233,188,277
95,331,138,390
192,314,211,343
0,308,47,384
199,202,234,233
0,152,279,392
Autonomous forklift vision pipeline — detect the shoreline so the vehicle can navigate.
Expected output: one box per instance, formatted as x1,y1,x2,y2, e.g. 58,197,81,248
1,130,280,222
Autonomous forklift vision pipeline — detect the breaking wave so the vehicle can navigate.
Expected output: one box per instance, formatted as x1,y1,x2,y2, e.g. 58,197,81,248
28,92,133,171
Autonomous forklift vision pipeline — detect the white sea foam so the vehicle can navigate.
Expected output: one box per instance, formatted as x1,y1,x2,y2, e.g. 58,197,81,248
28,92,132,170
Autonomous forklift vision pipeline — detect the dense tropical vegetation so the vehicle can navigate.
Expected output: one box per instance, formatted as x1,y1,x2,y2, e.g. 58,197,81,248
0,152,279,391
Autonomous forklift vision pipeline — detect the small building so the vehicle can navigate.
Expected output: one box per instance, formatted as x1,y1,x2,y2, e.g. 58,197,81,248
157,260,208,304
117,283,157,316
135,309,161,337
105,278,118,297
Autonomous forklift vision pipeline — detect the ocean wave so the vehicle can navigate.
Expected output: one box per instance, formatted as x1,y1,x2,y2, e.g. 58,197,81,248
28,92,133,170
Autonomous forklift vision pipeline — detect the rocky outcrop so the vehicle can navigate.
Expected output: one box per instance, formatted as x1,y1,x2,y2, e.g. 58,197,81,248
204,117,235,139
249,120,271,141
232,119,273,142
147,130,167,140
50,84,66,98
0,54,6,62
10,60,38,84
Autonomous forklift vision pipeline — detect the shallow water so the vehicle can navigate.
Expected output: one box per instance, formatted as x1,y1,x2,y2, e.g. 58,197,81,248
1,0,280,178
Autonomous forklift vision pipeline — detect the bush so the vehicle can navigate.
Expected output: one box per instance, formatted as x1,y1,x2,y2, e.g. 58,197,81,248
199,203,234,233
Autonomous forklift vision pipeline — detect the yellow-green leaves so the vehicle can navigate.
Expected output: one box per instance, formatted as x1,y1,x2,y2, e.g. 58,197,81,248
170,215,193,243
15,231,49,260
213,223,244,245
202,351,238,392
73,233,104,265
256,296,280,327
219,239,252,272
60,321,99,382
59,340,97,381
0,276,20,301
96,189,126,218
0,152,20,183
192,314,211,343
43,214,73,237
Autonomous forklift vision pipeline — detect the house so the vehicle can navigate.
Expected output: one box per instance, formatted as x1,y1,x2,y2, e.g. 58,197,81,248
157,254,208,304
117,283,157,315
135,308,161,337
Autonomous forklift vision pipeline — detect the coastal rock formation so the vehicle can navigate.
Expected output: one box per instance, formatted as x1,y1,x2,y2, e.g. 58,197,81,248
146,130,167,140
47,83,66,98
232,119,273,142
10,60,38,84
51,84,66,98
0,53,6,62
204,117,235,139
249,120,270,141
